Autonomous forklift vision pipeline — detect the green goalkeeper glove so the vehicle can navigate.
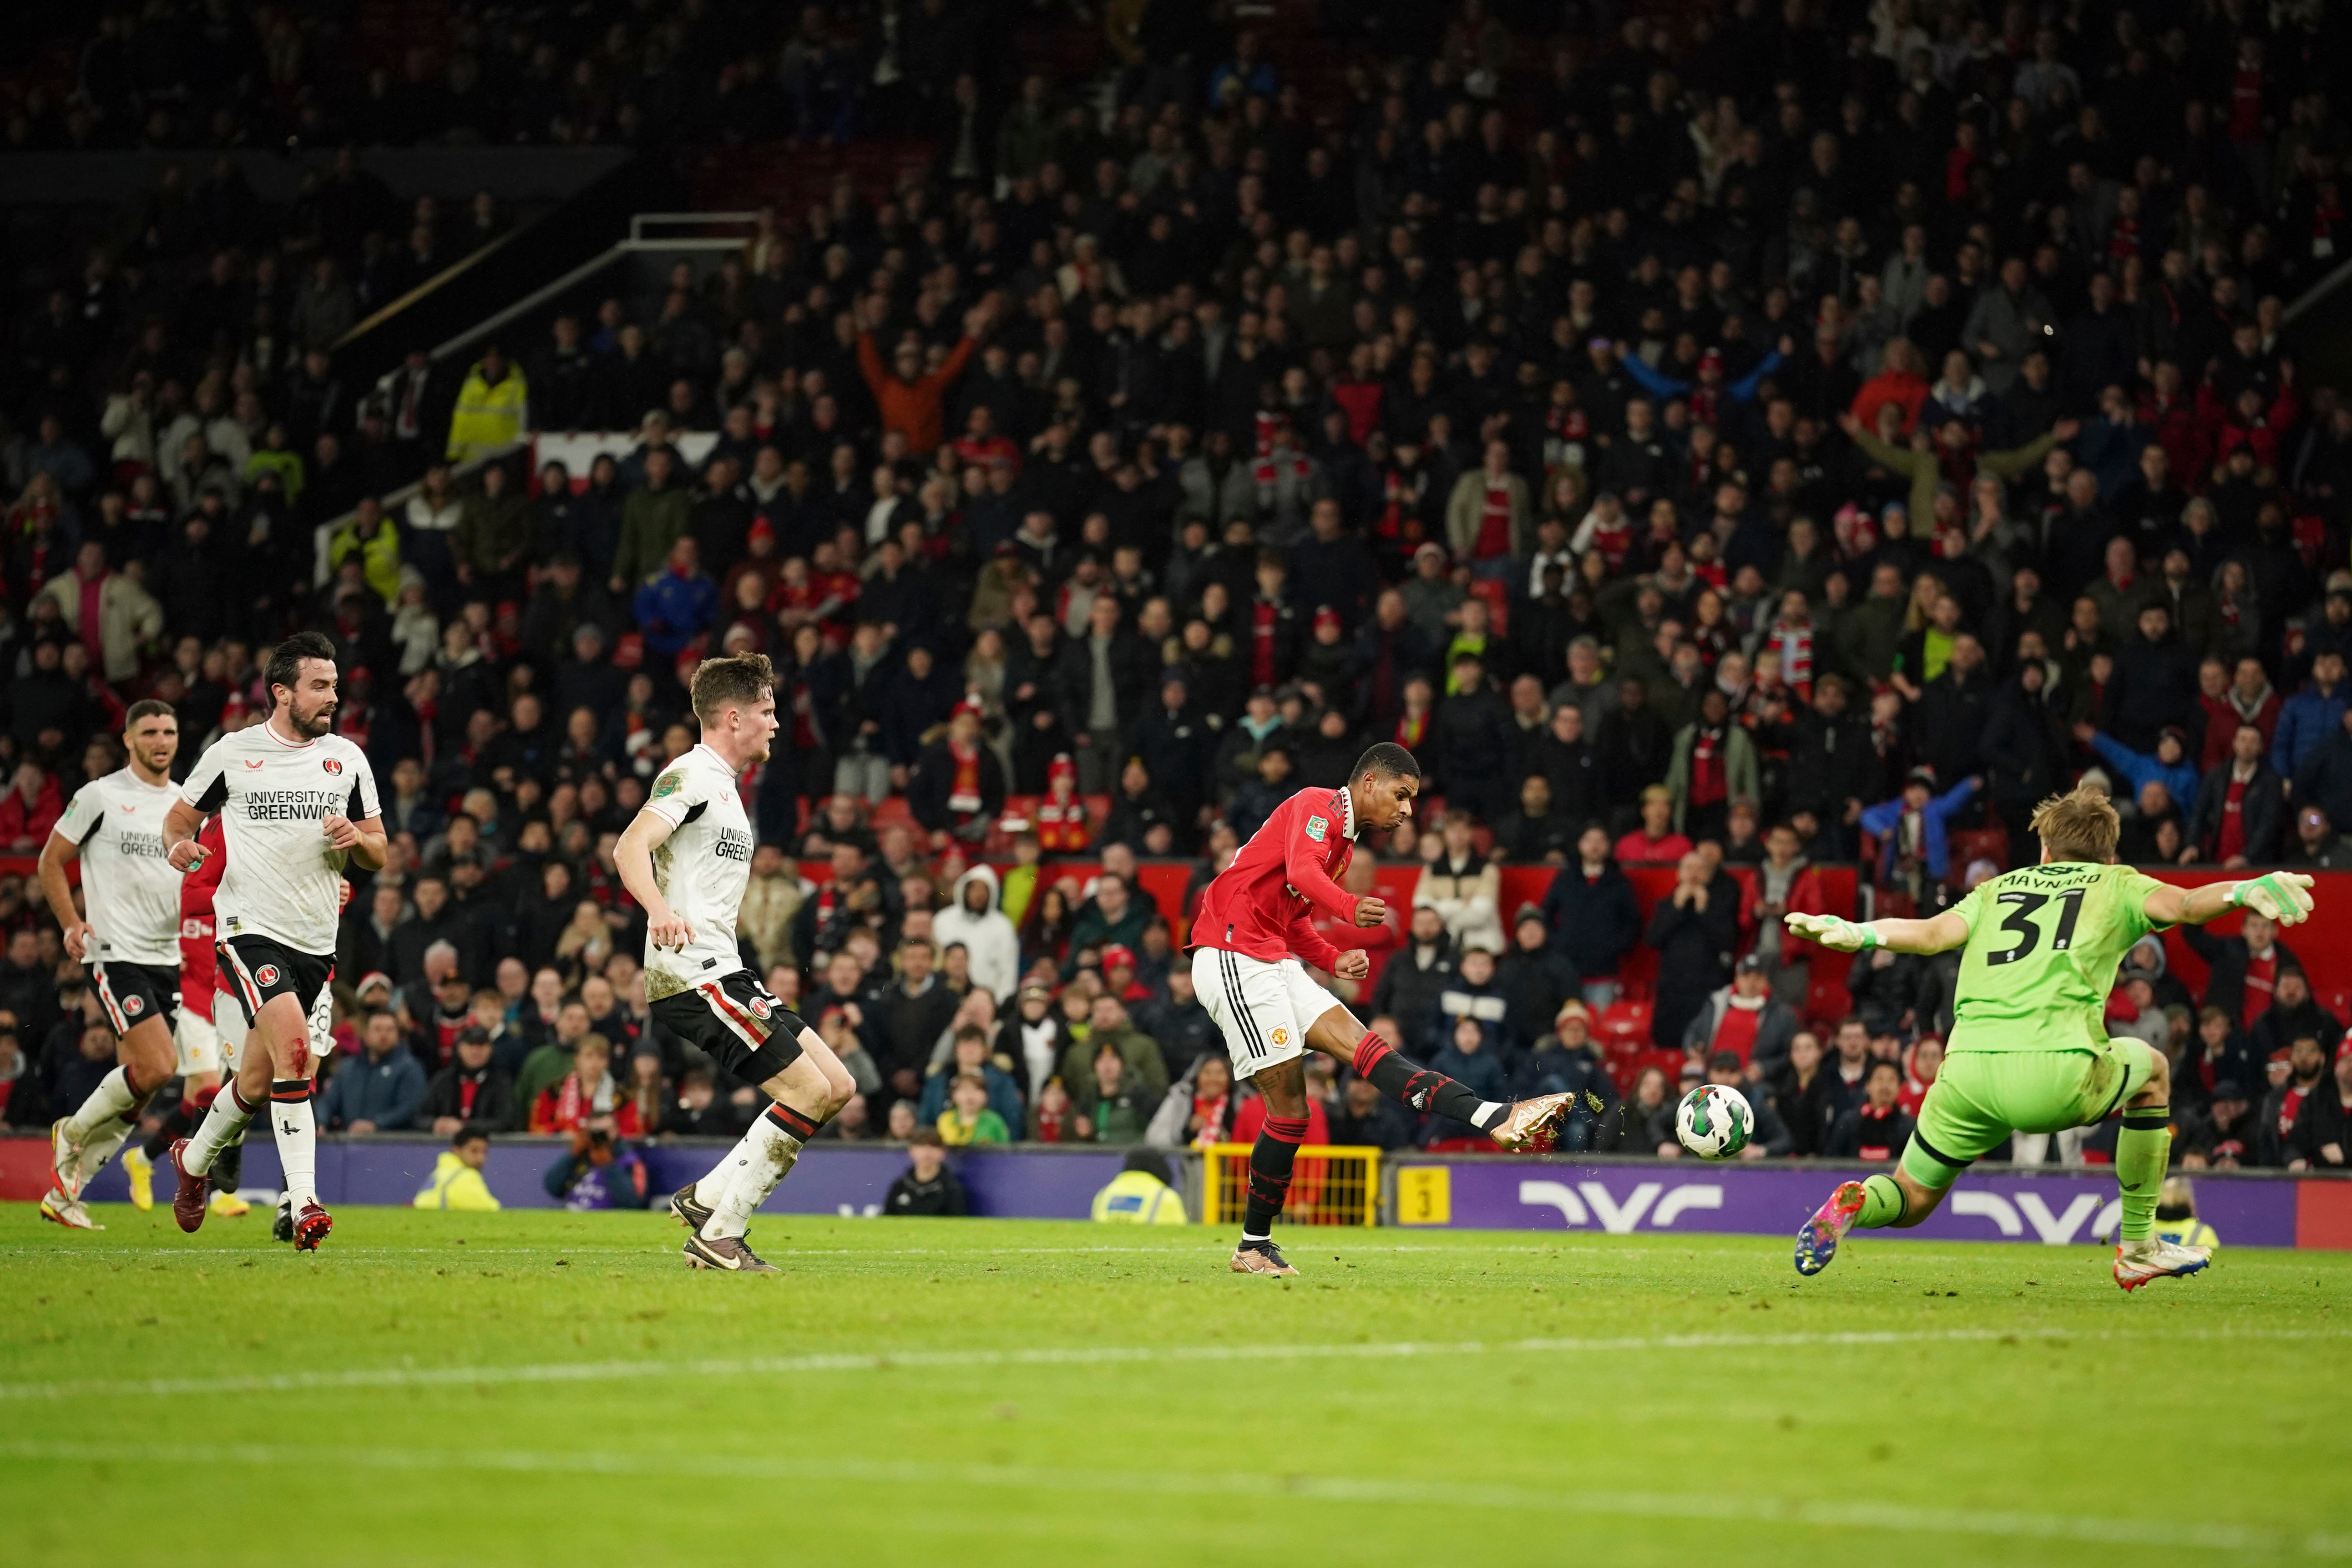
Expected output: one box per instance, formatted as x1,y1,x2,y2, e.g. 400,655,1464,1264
1784,911,1880,952
2226,871,2316,926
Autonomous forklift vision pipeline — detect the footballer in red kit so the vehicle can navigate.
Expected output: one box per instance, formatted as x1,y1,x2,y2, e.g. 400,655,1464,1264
1189,742,1578,1277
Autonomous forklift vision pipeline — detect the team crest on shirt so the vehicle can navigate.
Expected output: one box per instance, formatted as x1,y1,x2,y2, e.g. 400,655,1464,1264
256,965,280,986
1270,1027,1289,1046
1305,816,1327,841
321,759,342,774
124,995,143,1016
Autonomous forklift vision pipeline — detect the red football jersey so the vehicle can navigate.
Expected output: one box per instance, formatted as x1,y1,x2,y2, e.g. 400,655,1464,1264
177,815,227,1021
1189,785,1359,967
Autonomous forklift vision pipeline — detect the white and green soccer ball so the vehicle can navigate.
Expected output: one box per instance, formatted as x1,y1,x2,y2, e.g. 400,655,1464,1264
1674,1083,1754,1159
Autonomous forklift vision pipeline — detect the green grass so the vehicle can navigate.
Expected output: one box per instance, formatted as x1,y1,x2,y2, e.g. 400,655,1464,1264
3,1204,2348,1567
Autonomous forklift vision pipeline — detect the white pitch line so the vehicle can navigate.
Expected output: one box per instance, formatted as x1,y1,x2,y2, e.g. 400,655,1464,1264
1,1438,2343,1558
4,1324,2346,1404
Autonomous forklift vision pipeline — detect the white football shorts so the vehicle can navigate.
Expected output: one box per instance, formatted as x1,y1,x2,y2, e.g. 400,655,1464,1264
1190,947,1340,1080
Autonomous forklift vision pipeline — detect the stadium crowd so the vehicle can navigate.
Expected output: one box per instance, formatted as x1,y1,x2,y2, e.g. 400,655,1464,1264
5,0,2352,1190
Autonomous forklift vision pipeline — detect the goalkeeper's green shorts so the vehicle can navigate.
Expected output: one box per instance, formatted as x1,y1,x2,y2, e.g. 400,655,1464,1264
1900,1036,2158,1191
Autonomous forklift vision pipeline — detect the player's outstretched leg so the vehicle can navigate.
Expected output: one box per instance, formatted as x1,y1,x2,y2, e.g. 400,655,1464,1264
1340,1026,1573,1151
2111,1051,2208,1290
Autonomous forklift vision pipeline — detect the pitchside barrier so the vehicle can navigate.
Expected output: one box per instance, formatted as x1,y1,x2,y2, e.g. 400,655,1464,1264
1198,1143,1381,1227
16,1138,2347,1248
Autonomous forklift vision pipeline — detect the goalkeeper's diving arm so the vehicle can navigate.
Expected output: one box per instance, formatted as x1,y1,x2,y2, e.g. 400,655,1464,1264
1784,871,2317,956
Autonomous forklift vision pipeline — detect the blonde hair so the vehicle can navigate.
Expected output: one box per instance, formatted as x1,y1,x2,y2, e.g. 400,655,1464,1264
2031,784,2121,864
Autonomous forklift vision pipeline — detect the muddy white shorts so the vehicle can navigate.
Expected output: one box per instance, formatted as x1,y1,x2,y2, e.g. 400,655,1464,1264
218,977,336,1072
1191,948,1339,1080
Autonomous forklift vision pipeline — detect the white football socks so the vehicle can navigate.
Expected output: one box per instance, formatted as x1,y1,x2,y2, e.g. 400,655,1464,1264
182,1082,257,1177
64,1065,146,1143
706,1114,804,1239
269,1084,317,1209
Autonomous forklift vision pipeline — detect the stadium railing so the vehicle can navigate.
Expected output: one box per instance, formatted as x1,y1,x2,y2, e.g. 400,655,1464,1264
1199,1143,1380,1228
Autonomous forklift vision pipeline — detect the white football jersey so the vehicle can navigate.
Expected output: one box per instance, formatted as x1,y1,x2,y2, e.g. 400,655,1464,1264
641,743,754,1000
54,767,182,966
179,722,380,956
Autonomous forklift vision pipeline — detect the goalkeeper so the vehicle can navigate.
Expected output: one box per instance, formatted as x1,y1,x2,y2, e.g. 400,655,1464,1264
1783,784,2314,1291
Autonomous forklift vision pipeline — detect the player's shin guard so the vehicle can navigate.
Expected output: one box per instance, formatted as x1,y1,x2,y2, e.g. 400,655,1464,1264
1854,1173,1907,1229
181,1082,257,1177
2114,1108,2171,1243
1349,1032,1506,1131
268,1082,317,1208
707,1103,820,1239
1239,1115,1309,1240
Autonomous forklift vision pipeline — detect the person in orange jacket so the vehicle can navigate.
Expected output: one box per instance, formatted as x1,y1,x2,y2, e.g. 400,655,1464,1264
854,293,999,454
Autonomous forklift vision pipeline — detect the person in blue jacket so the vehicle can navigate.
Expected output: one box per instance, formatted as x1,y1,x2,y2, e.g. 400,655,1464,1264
2274,652,2348,782
1859,767,1978,886
2077,722,2200,809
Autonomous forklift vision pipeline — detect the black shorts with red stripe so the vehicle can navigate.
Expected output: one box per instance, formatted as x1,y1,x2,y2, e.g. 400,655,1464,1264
649,968,806,1087
92,961,180,1037
217,934,333,1025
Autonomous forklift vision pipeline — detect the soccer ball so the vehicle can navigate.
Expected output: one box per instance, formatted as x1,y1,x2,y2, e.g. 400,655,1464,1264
1675,1083,1754,1159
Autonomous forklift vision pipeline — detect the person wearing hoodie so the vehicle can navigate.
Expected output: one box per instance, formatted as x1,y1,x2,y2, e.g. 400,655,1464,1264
1540,825,1641,1009
2076,722,2200,811
412,1125,501,1210
2189,723,2284,865
934,864,1021,1004
1413,811,1504,958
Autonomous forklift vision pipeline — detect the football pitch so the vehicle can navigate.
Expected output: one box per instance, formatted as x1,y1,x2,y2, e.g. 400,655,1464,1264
3,1205,2347,1567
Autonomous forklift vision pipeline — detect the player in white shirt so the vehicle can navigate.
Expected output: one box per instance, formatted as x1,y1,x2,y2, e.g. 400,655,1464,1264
615,652,855,1272
36,701,189,1229
161,632,386,1251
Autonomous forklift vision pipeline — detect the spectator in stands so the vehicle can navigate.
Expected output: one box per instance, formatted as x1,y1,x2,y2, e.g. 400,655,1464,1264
934,865,1019,1005
0,764,62,855
1682,956,1802,1081
1431,652,1513,823
527,1031,638,1137
2275,652,2348,780
1824,1059,1916,1163
2184,909,2298,1033
1614,784,1693,866
318,1010,426,1134
1646,851,1739,1049
1768,1031,1839,1158
2276,1034,2352,1170
2263,1033,2332,1168
1072,1042,1154,1146
1860,769,1978,892
2189,724,2284,865
422,1025,515,1136
1413,810,1502,958
2250,969,2338,1069
1541,825,1640,1011
1665,687,1757,841
2180,1080,2260,1169
1065,872,1148,977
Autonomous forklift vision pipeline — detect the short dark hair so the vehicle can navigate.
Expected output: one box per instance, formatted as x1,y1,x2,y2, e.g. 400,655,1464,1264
265,630,339,701
453,1123,490,1146
689,651,775,725
124,698,175,728
1354,742,1421,782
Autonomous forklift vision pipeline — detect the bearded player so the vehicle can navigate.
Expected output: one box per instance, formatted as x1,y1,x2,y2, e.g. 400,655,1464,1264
164,632,385,1251
37,702,191,1228
615,652,856,1272
1785,784,2315,1290
1192,741,1577,1277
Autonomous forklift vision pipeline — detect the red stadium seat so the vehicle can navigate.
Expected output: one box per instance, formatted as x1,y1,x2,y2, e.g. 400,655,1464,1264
1468,577,1511,637
1596,998,1651,1046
